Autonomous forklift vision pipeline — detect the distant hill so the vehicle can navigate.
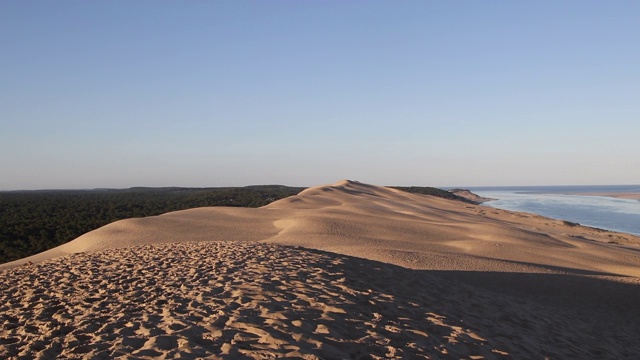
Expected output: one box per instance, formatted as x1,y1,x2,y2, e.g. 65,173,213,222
448,189,495,204
391,186,475,203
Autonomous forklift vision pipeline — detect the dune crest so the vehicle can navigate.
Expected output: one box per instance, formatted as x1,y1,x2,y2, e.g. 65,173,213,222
2,179,640,277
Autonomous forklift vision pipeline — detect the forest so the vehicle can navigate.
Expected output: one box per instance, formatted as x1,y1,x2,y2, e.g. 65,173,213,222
0,185,465,264
0,186,303,264
390,186,473,202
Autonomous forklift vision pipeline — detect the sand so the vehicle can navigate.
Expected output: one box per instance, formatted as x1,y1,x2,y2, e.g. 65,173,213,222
2,180,640,359
572,192,640,201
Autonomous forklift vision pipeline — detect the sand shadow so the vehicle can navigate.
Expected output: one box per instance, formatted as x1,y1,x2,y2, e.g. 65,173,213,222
2,243,640,359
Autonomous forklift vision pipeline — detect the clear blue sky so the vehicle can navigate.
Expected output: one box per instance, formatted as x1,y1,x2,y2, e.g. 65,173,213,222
1,1,638,189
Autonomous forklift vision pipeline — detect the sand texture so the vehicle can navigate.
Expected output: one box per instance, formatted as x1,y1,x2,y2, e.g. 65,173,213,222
573,192,640,201
2,180,640,359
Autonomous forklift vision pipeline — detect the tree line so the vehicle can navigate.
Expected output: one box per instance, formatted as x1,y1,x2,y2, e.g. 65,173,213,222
0,185,465,264
0,186,303,264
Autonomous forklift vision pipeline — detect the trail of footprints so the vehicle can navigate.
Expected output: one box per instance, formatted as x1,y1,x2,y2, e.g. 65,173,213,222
0,241,509,359
16,239,640,359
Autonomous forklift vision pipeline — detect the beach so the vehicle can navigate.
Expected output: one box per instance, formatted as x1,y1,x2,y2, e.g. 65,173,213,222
2,180,640,359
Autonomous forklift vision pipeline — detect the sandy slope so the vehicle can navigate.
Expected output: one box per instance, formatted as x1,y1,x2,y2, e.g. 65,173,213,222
2,180,640,359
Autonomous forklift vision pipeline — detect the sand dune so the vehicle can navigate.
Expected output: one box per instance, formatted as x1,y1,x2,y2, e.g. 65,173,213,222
2,180,640,358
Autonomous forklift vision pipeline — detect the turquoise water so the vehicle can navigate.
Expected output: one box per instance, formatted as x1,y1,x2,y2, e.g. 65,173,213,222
467,186,640,236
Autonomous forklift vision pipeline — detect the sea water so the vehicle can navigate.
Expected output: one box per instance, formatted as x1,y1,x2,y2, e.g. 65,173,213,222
466,185,640,236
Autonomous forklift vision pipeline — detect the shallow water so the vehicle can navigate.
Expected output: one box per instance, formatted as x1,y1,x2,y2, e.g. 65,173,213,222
468,186,640,236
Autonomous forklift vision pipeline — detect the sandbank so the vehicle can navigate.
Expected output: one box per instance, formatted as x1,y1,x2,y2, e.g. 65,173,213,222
570,192,640,201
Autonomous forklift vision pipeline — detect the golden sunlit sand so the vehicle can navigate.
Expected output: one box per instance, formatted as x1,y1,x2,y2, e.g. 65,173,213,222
2,180,640,359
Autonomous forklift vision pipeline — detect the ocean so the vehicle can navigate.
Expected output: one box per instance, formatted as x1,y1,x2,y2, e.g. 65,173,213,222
466,185,640,236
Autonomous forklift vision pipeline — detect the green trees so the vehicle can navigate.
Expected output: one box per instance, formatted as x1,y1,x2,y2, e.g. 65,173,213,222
390,186,472,203
0,186,303,263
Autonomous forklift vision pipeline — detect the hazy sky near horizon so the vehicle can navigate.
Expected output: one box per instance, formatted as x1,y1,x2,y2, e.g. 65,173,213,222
2,1,639,190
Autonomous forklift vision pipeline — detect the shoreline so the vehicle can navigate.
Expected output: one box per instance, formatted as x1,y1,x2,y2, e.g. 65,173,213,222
475,190,640,237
